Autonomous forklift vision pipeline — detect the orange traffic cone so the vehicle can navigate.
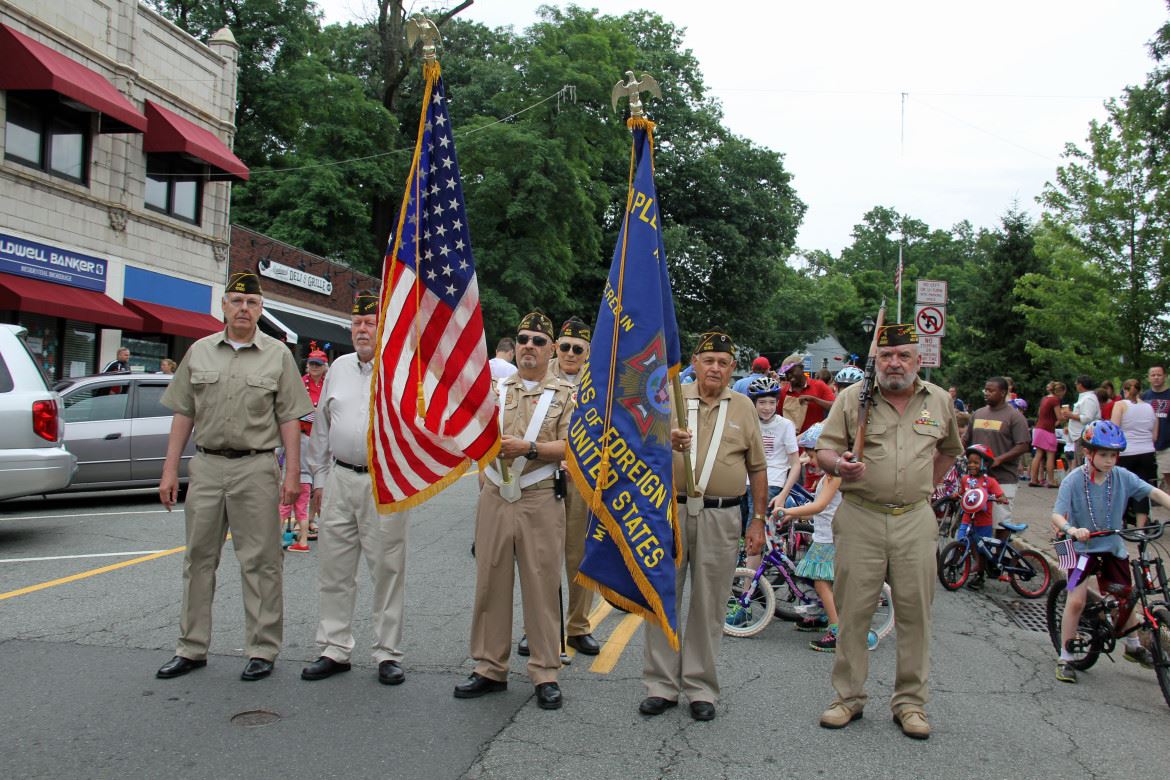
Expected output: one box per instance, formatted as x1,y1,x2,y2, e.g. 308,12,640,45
1052,458,1066,486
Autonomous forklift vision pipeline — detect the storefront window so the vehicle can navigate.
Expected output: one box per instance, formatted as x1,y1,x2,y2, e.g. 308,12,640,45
62,320,96,378
16,312,59,381
121,335,168,372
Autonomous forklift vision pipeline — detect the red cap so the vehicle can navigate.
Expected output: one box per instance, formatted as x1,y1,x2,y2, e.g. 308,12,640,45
752,356,770,372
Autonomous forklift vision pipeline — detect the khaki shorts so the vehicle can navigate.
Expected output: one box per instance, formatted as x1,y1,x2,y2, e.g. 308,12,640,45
1157,448,1170,476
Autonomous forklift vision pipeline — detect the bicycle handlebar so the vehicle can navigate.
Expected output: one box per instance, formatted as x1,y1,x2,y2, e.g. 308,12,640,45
1078,521,1167,543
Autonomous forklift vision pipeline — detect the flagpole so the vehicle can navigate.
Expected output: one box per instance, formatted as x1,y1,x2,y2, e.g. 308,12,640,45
896,240,903,322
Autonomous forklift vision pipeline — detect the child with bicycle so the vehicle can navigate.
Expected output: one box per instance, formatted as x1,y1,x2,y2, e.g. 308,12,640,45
1051,420,1170,683
956,444,1009,590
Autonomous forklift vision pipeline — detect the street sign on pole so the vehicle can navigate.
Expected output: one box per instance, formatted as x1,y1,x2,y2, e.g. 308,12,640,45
919,335,941,368
914,304,946,337
916,279,947,305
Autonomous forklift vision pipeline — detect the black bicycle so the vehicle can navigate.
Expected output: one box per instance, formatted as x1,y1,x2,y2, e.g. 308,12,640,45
1045,522,1170,709
937,521,1052,598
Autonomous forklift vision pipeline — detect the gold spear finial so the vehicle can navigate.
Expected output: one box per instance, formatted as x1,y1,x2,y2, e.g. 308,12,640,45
611,70,662,118
406,15,441,62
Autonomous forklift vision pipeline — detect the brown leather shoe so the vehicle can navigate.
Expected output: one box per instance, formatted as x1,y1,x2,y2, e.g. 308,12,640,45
893,709,931,740
819,701,863,729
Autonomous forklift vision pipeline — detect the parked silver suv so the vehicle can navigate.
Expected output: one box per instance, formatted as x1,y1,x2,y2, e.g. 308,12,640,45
0,324,76,500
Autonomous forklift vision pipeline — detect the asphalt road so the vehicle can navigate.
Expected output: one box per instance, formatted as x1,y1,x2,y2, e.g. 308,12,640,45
1,476,1168,780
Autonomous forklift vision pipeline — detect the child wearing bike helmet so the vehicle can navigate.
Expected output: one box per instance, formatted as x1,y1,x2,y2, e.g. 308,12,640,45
956,444,1007,590
739,376,801,565
1051,419,1170,683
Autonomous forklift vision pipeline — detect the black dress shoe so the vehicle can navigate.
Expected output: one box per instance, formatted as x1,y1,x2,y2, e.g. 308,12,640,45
566,634,601,655
517,635,530,656
378,660,405,686
301,656,351,681
638,696,678,716
241,657,274,681
453,673,507,698
535,682,562,710
690,701,716,721
156,655,206,679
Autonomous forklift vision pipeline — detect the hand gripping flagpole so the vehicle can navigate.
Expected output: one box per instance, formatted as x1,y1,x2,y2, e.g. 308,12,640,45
604,71,695,505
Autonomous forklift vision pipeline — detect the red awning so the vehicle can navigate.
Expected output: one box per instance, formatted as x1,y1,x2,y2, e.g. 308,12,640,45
144,101,249,181
0,24,147,133
123,299,222,340
0,274,143,330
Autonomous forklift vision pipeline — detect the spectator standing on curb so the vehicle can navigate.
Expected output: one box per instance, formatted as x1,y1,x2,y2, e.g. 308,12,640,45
1141,364,1170,491
1112,378,1158,527
1030,381,1066,487
966,377,1031,523
733,355,772,395
1062,375,1100,467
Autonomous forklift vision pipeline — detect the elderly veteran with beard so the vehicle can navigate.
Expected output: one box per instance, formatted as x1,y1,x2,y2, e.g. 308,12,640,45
300,291,412,686
156,271,313,682
814,323,962,740
640,331,767,722
455,310,575,710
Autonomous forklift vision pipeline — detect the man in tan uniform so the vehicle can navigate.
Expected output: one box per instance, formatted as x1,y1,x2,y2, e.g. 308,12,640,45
640,331,767,722
455,310,575,710
815,323,962,739
156,271,313,682
550,316,600,655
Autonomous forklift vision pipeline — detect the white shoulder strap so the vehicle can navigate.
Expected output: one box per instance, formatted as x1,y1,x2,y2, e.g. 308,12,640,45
689,396,729,496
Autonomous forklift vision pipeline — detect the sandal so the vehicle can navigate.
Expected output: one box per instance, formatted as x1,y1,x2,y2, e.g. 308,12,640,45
308,523,319,541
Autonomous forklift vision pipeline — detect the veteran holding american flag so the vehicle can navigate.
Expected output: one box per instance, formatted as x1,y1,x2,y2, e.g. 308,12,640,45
454,310,575,710
640,331,767,722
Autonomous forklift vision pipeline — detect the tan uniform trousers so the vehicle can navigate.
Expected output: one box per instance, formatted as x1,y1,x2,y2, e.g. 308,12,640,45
315,465,409,664
471,483,565,685
643,504,741,703
177,451,283,661
563,482,595,636
831,500,936,713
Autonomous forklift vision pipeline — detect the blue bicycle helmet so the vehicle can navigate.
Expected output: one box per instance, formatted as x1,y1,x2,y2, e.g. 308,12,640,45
746,375,781,399
798,421,825,450
1081,419,1127,452
835,365,864,387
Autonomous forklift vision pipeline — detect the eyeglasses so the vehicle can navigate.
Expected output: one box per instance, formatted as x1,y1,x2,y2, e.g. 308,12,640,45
559,343,585,355
516,334,548,346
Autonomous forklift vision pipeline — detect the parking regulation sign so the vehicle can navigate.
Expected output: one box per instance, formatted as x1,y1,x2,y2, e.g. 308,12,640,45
914,304,946,337
919,335,941,368
916,279,947,305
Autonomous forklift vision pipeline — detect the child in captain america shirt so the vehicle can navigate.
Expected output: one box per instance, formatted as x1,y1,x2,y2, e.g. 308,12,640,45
955,444,1008,588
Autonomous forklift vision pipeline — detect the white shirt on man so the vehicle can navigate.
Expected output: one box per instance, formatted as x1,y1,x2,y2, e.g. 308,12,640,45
305,352,374,488
1068,390,1100,441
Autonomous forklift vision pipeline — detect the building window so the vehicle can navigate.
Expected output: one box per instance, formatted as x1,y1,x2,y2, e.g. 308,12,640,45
144,154,203,224
4,93,89,184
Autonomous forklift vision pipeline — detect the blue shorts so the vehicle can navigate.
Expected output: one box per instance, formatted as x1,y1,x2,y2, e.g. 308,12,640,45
956,523,993,541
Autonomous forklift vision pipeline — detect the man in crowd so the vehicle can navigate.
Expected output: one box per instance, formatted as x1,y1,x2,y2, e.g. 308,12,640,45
300,291,411,686
1142,364,1170,490
780,352,836,434
1063,374,1100,467
966,376,1031,536
732,355,771,394
489,337,518,383
102,346,131,373
949,386,967,413
548,316,599,656
640,331,766,722
815,323,962,740
156,271,312,682
455,311,575,710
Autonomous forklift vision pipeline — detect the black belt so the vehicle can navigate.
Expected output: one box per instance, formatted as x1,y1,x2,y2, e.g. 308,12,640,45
676,495,742,509
196,446,273,459
334,459,370,474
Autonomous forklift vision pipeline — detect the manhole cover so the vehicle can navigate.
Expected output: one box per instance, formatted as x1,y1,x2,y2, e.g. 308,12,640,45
231,709,281,727
991,597,1049,634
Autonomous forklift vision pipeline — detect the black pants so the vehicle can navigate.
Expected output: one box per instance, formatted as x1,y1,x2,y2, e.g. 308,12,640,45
1119,451,1157,517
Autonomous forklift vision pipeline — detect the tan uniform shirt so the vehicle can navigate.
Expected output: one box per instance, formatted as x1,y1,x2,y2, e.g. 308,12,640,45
672,383,766,498
497,372,575,478
162,329,313,451
548,359,581,388
817,377,963,505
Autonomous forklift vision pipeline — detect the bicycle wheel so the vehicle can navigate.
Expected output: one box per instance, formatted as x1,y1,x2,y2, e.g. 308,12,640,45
1045,580,1101,670
937,541,972,590
772,572,811,621
724,567,775,638
869,583,895,645
1149,606,1170,709
1008,549,1052,599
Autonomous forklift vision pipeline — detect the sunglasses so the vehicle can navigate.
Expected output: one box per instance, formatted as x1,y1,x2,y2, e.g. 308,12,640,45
515,334,548,346
559,343,585,355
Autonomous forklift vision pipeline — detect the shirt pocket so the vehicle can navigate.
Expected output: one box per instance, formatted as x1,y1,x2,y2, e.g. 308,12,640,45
540,399,565,439
190,370,220,405
245,374,278,416
912,421,945,459
863,422,890,462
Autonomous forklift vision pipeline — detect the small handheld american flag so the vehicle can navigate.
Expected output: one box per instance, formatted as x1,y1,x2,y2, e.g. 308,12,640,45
1053,538,1077,570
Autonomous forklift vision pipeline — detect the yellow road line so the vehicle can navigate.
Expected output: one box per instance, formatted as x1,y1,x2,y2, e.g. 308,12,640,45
588,601,613,631
590,613,643,674
0,545,186,602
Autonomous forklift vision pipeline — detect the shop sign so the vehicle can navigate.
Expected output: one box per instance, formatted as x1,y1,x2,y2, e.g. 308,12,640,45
0,232,106,291
257,258,333,295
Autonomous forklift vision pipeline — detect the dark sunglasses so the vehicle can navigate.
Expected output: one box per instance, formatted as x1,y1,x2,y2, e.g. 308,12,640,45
559,343,585,355
515,334,548,346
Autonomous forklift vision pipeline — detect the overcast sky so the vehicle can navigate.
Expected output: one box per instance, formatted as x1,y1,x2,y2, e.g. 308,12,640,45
317,1,1168,253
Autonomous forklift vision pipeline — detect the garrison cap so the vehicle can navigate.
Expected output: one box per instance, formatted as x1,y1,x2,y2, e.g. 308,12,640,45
560,316,592,341
227,271,263,296
877,323,919,347
518,310,554,338
353,290,379,316
694,331,735,357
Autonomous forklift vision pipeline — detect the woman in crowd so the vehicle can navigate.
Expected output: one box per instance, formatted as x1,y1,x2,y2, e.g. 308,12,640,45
1111,377,1158,526
1029,381,1065,487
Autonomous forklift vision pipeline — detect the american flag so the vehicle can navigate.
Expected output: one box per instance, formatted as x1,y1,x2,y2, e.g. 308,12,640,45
1053,538,1077,570
369,65,500,511
894,244,903,293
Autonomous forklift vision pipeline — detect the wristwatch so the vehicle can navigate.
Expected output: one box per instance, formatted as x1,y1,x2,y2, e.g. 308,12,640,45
527,441,538,460
751,514,766,523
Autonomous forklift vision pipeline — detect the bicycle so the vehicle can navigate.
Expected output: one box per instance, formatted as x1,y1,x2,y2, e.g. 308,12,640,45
1044,522,1170,709
723,514,895,645
937,520,1053,598
931,456,967,548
